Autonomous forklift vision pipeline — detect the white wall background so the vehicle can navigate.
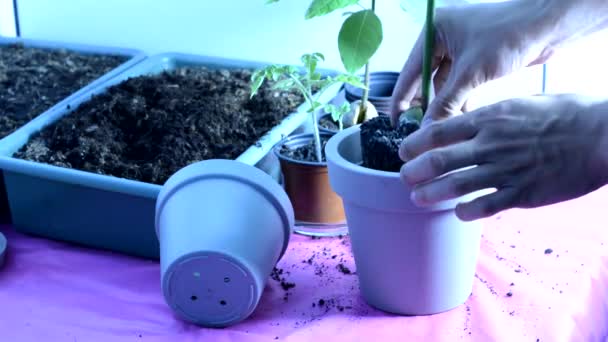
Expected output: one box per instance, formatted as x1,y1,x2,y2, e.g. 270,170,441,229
14,0,421,72
7,0,605,106
0,0,16,36
544,29,608,97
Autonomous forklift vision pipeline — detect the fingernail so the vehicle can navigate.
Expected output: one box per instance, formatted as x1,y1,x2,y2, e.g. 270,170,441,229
399,163,413,186
410,190,426,207
399,144,410,161
410,190,418,203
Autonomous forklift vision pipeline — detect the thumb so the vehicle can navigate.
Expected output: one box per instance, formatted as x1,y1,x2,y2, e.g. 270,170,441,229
425,63,475,122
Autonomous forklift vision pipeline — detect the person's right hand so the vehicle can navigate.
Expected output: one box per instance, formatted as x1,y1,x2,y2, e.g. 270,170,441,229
390,0,555,126
399,94,608,221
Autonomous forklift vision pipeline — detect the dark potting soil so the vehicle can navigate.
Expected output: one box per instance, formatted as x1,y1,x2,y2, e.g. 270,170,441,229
0,43,126,138
279,135,331,163
360,115,419,172
318,115,339,132
14,67,305,185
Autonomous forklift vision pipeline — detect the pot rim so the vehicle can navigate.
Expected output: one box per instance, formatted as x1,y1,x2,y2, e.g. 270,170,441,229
154,159,294,260
273,132,335,167
325,125,492,213
326,125,402,178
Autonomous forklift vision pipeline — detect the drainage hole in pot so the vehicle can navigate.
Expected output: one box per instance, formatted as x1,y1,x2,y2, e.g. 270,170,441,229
224,277,230,283
193,272,200,277
220,300,227,306
191,295,198,301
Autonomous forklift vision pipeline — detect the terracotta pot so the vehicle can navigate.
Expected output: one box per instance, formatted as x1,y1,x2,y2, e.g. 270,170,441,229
274,132,346,236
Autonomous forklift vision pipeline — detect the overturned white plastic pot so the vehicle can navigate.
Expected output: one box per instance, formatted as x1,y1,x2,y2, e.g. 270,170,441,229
325,125,484,315
155,159,294,327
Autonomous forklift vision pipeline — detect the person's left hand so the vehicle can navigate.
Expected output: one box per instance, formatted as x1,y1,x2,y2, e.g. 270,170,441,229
399,94,608,221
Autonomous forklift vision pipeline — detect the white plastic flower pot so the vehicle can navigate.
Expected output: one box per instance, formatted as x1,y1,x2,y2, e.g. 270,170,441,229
325,125,484,315
154,159,294,327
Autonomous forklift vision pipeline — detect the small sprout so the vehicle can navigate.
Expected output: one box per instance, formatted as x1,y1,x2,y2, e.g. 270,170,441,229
342,100,378,128
250,52,365,163
399,106,424,124
324,103,350,130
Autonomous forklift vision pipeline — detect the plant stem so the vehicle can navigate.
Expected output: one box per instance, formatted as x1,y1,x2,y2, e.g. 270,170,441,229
308,90,323,163
421,0,435,112
361,62,370,107
292,74,323,163
357,0,375,122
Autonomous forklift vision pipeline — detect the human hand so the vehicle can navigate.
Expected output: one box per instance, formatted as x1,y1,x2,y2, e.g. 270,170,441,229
390,0,555,125
399,95,608,221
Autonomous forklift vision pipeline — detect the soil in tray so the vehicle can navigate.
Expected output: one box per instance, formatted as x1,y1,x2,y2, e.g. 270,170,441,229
14,67,305,185
0,43,127,138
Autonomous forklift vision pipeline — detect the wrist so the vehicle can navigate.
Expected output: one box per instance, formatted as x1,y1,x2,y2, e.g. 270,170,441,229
532,0,608,51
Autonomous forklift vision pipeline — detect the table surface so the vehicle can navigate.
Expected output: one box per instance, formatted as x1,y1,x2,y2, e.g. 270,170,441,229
1,187,608,342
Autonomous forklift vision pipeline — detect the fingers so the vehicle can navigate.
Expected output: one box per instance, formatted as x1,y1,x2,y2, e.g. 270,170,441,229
425,58,476,121
455,187,518,221
433,58,452,98
390,29,444,126
400,140,477,186
399,113,478,162
409,164,499,206
390,34,424,126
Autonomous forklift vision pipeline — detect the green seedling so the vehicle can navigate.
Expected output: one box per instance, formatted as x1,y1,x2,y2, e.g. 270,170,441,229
325,103,351,131
267,0,447,123
267,0,383,126
250,52,366,163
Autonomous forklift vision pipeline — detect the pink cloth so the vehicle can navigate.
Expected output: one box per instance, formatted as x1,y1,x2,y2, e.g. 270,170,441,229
2,188,608,341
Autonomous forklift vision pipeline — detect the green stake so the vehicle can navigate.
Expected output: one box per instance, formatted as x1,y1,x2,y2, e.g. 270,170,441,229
421,0,436,113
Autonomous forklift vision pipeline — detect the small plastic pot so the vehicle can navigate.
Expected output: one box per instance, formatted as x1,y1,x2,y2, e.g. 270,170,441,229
325,125,485,315
154,159,294,327
275,133,347,236
344,71,399,113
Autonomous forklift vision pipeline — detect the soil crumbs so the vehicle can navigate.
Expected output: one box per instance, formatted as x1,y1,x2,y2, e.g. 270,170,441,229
267,235,368,328
15,67,305,184
0,43,126,138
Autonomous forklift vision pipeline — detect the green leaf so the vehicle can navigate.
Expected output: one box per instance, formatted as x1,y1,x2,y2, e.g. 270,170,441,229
266,0,279,4
325,103,350,122
250,69,266,98
301,52,324,76
335,74,367,89
401,106,424,123
338,9,383,73
272,78,296,91
305,0,360,19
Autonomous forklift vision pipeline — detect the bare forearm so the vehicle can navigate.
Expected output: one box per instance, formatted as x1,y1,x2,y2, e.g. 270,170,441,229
537,0,608,49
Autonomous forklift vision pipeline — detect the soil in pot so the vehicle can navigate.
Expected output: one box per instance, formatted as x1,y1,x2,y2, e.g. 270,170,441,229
279,135,331,163
360,115,420,172
14,67,305,185
0,43,127,138
318,114,340,133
